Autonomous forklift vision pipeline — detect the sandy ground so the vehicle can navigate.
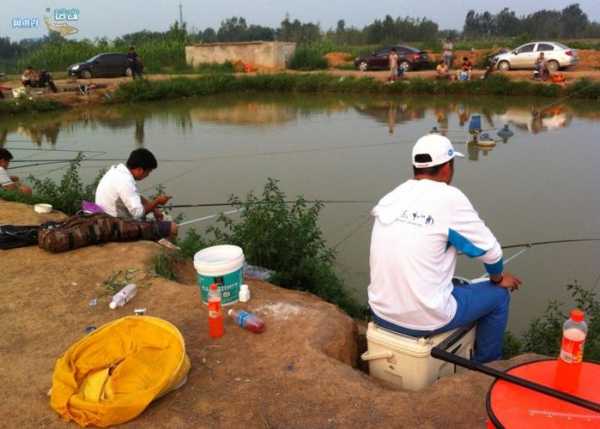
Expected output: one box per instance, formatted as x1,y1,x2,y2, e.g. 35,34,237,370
0,199,544,428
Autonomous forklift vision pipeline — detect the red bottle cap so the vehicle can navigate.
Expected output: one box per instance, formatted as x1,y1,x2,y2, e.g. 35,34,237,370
210,283,217,291
570,309,585,322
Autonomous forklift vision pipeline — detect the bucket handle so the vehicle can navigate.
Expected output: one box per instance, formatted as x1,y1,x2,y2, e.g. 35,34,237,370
361,350,393,361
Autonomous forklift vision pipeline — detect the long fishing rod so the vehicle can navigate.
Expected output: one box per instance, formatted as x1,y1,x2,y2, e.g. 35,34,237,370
9,160,77,170
166,200,373,209
177,208,243,227
502,238,600,250
6,147,107,154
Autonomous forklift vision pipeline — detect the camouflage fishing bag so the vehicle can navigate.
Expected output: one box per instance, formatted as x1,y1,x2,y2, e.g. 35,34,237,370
38,213,160,253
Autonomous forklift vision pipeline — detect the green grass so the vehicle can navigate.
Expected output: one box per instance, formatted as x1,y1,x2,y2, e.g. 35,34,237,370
289,47,329,70
0,97,67,115
112,74,600,103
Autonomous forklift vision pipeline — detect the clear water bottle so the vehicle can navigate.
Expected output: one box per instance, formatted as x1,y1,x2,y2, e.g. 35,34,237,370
228,309,265,334
559,309,587,364
208,283,224,339
109,283,137,309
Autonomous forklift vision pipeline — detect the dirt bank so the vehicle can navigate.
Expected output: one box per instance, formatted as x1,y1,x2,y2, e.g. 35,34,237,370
0,200,542,428
3,65,600,110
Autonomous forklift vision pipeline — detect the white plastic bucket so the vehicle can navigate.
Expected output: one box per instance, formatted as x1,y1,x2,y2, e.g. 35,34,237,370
194,245,245,305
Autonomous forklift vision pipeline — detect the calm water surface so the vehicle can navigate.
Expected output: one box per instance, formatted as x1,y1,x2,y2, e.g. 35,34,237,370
2,94,600,332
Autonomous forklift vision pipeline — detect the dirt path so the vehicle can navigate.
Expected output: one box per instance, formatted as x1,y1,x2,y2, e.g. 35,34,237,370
0,200,541,428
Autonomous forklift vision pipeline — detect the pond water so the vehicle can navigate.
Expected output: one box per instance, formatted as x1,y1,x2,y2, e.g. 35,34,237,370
2,93,600,332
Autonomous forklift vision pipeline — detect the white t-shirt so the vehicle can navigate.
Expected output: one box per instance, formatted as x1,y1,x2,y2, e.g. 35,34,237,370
95,164,145,219
0,166,13,187
368,179,503,331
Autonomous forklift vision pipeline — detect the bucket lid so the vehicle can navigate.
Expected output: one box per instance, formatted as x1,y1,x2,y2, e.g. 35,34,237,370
193,245,245,276
487,359,600,429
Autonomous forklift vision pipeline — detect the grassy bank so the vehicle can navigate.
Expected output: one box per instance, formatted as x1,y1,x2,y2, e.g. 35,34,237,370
113,74,600,103
0,97,67,115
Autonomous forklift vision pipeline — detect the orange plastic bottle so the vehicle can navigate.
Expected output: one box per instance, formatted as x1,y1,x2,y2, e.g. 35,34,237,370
208,283,223,338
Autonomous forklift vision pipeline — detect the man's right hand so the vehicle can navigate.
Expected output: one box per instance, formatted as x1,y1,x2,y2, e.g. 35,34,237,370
495,272,522,291
154,195,171,206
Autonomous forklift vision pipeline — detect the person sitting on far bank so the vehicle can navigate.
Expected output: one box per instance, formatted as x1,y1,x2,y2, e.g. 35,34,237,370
368,134,522,363
534,52,549,81
21,66,37,87
0,148,33,195
457,57,473,81
95,148,177,238
436,60,450,80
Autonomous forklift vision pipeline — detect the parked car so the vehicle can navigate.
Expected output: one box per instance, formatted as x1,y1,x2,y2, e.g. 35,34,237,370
493,41,578,72
68,53,136,79
354,46,430,72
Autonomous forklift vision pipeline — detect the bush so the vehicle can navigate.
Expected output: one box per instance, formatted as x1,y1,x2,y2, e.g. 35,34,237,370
289,47,328,70
161,179,366,317
504,281,600,360
0,155,103,215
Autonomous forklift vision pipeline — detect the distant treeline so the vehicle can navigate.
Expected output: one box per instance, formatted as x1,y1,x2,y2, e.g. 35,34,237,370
1,3,600,73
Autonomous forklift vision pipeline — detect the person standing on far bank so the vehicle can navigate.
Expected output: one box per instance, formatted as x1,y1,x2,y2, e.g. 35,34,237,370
127,46,143,80
442,38,454,69
368,134,522,363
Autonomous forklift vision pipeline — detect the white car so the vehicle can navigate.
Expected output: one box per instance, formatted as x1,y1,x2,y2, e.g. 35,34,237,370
494,41,578,72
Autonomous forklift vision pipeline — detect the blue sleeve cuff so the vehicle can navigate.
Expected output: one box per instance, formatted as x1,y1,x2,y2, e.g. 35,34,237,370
485,259,504,276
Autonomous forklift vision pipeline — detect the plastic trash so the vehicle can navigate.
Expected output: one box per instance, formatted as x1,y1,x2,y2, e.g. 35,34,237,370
109,284,137,309
228,309,265,334
243,264,274,281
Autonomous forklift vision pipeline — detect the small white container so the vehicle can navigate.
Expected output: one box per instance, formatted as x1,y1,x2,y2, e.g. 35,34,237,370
109,284,137,309
34,203,53,214
361,322,476,391
239,284,250,302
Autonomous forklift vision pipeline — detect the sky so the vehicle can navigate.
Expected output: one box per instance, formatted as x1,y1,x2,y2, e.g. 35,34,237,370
3,0,600,41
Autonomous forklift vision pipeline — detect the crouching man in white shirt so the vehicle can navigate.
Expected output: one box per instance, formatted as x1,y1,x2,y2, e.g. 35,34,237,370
368,134,522,363
95,148,176,238
0,148,32,195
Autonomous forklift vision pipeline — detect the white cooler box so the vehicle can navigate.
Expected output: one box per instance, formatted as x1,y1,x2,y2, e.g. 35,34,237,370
361,322,476,391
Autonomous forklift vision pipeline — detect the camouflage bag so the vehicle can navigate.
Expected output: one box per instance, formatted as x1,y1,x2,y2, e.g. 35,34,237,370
38,213,161,253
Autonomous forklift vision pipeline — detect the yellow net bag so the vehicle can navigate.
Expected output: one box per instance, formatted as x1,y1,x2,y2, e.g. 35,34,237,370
50,316,191,427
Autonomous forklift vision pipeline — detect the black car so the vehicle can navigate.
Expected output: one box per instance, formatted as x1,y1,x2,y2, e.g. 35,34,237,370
354,46,430,72
68,53,137,79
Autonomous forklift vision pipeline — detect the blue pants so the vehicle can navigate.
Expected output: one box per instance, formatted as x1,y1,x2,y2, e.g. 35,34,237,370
372,281,510,363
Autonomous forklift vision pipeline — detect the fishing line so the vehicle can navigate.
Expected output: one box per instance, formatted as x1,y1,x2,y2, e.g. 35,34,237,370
6,147,107,155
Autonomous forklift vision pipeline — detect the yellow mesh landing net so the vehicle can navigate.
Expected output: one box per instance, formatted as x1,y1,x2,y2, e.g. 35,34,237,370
50,316,191,427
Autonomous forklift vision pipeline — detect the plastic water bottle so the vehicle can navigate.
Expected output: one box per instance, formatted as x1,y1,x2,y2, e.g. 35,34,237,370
228,309,265,334
109,283,137,309
208,283,224,338
559,309,587,364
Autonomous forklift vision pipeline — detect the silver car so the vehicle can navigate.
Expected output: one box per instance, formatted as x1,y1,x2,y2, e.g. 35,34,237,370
494,41,578,72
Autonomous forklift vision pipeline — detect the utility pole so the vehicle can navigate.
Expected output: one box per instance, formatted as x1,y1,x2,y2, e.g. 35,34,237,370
178,2,183,27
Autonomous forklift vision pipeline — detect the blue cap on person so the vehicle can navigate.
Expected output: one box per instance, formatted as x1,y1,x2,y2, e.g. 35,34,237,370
412,134,464,168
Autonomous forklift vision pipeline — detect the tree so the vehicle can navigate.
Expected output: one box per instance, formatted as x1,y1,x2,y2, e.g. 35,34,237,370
560,3,588,38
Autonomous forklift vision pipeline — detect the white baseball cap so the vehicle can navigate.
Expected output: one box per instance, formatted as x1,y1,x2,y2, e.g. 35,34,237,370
412,134,464,168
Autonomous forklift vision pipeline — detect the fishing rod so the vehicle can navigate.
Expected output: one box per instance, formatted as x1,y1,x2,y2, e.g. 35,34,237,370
166,200,373,209
177,208,243,227
9,160,78,170
502,238,600,250
6,147,107,154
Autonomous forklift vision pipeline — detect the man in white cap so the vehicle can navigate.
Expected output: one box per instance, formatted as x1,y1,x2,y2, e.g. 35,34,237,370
368,134,521,363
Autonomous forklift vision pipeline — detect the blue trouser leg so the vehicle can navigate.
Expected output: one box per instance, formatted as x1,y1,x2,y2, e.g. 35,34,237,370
450,282,511,363
371,281,510,363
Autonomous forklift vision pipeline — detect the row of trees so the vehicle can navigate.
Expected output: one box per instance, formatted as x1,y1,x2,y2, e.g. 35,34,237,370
464,4,600,39
2,4,600,67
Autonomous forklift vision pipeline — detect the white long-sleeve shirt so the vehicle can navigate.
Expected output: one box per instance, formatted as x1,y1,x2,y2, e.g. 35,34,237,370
368,179,503,331
0,167,13,187
95,164,145,219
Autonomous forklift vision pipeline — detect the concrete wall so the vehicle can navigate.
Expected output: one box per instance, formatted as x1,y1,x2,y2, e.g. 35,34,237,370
185,41,296,70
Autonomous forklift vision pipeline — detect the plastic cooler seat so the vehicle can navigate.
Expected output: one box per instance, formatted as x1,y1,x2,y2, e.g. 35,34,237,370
361,322,476,391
